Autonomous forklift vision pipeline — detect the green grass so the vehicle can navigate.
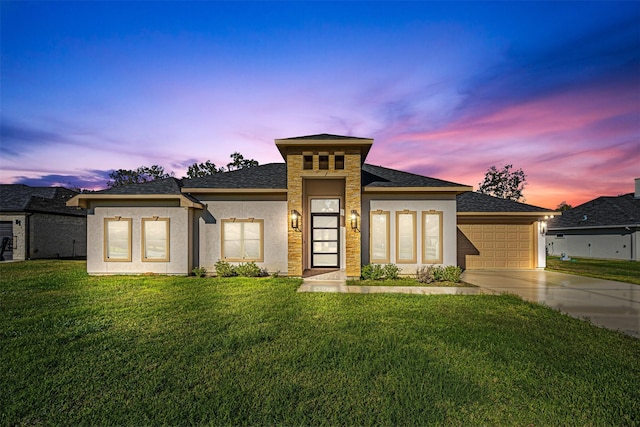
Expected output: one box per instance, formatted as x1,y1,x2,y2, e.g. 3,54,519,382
2,260,639,426
547,256,640,285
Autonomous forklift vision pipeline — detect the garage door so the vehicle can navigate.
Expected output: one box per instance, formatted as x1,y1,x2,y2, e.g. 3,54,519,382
458,224,533,269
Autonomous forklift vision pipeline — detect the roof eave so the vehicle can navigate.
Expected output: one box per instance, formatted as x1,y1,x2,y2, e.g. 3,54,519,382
181,188,287,194
275,138,374,162
458,211,557,218
549,224,640,231
67,194,204,209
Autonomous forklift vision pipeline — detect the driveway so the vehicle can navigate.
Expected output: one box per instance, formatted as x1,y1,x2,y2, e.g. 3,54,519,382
461,270,640,339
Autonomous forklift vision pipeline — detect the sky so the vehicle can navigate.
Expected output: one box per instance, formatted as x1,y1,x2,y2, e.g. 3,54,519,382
1,1,639,209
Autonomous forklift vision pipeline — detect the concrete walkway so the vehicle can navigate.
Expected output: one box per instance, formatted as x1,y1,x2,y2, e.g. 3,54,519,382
462,270,640,339
297,280,481,295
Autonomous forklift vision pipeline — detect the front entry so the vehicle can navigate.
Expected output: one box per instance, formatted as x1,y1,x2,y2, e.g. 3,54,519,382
310,199,340,268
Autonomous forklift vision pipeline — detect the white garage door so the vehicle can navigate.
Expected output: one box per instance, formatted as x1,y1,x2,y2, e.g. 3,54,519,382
458,224,533,269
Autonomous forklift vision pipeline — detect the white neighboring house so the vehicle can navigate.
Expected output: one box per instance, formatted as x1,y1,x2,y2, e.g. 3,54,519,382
546,178,640,261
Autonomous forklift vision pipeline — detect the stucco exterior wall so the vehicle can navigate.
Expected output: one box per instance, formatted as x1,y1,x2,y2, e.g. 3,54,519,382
362,196,458,273
197,200,288,275
0,214,25,260
87,207,191,274
546,228,638,261
30,213,86,259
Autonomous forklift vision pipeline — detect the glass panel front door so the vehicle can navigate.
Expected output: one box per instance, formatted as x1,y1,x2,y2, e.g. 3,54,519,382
311,199,340,268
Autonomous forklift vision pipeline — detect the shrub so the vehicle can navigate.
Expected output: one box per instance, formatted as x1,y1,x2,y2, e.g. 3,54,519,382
441,265,462,283
362,264,385,280
192,266,207,278
382,263,400,280
416,265,435,283
215,260,236,277
234,262,262,277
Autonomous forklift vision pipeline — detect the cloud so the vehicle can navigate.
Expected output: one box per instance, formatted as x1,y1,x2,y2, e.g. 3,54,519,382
0,120,65,156
12,170,112,190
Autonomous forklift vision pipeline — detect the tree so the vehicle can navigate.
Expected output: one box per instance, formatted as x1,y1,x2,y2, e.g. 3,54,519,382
226,152,259,171
557,201,572,211
184,160,224,178
478,164,527,202
106,165,171,188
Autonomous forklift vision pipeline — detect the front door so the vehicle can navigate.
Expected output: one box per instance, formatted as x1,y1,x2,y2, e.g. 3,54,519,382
310,199,340,268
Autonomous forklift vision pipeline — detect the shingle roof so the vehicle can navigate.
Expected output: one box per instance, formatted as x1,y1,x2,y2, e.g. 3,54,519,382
278,134,371,140
362,164,469,188
96,177,185,195
548,193,640,229
0,184,85,216
457,191,553,213
183,163,287,189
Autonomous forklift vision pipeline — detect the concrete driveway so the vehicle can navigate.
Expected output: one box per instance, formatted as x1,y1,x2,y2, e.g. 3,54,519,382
461,270,640,339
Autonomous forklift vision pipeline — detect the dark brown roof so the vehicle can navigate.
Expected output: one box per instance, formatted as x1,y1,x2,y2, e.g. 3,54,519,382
362,164,469,188
548,193,640,229
0,184,86,216
182,164,287,189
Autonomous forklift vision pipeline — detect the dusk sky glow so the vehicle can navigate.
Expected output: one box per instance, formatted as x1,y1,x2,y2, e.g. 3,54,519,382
1,1,639,209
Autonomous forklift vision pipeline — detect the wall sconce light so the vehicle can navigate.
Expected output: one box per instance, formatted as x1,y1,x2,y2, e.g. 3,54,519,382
291,210,301,232
540,221,547,235
350,210,360,232
15,219,21,226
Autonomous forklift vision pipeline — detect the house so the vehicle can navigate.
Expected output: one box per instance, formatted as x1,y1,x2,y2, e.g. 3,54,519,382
67,134,555,277
546,178,640,261
0,184,87,261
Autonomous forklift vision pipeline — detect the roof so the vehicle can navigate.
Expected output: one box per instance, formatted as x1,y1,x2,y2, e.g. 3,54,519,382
0,184,86,216
362,164,470,191
457,191,554,214
275,134,374,162
278,133,373,141
183,163,287,190
548,193,640,229
96,177,185,195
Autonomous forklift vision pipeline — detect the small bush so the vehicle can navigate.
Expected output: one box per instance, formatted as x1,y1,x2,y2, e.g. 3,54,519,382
271,270,280,278
362,264,385,280
192,267,207,278
234,262,262,277
215,260,236,277
416,265,435,283
441,265,462,283
383,263,400,280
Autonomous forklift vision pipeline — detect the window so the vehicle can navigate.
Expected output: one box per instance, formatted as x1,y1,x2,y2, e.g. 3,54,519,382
221,219,264,262
396,211,416,263
303,155,313,170
319,155,329,170
370,210,390,263
422,211,443,264
104,217,131,262
335,155,345,170
142,217,170,262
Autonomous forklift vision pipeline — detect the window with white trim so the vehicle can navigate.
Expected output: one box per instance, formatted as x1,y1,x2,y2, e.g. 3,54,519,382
104,217,132,262
396,211,416,263
221,219,264,262
422,211,443,264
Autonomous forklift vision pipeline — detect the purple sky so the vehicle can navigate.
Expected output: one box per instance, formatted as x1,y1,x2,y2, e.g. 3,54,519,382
1,1,638,209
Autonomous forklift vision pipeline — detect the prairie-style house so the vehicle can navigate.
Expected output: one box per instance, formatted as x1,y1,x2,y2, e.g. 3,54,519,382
67,134,555,277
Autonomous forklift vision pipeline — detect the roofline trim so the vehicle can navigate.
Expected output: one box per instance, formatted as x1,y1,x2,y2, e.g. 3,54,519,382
549,224,640,231
457,211,557,217
364,186,473,194
181,188,287,194
66,194,204,209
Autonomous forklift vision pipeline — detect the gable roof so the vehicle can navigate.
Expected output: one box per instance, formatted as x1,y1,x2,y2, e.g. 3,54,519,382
548,193,640,229
0,184,85,216
457,191,554,215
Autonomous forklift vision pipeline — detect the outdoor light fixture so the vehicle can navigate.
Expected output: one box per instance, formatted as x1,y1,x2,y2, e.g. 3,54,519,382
540,221,547,235
291,210,301,232
350,210,360,232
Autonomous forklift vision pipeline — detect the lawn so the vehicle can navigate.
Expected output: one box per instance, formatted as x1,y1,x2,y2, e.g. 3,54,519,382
546,256,640,285
2,261,639,426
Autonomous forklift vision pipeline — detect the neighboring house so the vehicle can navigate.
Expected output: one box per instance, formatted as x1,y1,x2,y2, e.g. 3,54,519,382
0,185,87,261
546,178,640,261
67,134,555,277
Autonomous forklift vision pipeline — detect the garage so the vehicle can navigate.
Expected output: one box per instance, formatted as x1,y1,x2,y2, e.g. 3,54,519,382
457,223,534,269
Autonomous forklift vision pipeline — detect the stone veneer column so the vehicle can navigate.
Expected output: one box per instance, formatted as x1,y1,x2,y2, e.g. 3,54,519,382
344,152,362,278
287,154,303,277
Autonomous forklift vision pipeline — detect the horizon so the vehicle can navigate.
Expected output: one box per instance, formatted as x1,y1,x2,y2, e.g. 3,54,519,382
1,1,639,209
